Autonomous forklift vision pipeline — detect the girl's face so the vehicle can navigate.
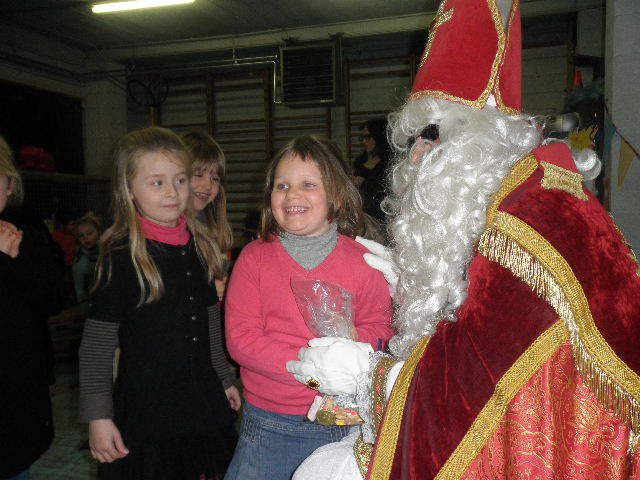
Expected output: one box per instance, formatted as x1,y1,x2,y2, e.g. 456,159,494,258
270,154,330,237
191,163,220,212
129,152,189,227
0,174,13,214
77,224,99,249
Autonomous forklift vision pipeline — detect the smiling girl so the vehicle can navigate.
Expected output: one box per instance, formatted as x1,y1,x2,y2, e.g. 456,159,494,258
182,131,241,412
223,136,393,480
78,127,237,480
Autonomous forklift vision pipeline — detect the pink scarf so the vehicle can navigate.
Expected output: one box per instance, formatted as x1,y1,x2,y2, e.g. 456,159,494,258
137,214,190,246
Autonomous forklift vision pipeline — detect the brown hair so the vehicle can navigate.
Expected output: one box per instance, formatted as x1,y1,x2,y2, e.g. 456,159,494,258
0,137,24,207
182,131,233,252
96,126,225,306
260,136,363,239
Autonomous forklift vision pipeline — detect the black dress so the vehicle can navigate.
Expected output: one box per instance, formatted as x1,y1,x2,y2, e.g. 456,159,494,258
0,207,65,478
88,239,237,479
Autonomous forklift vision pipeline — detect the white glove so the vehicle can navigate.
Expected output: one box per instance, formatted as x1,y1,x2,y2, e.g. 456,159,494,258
355,236,398,297
286,337,373,396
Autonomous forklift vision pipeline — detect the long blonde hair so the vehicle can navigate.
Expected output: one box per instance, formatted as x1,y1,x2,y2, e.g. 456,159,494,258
96,127,225,306
182,131,233,252
0,137,24,207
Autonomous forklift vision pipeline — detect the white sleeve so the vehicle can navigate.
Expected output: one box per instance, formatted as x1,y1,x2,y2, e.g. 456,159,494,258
385,361,405,400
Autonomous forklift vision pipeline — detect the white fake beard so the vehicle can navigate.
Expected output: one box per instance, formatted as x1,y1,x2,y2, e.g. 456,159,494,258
384,97,541,359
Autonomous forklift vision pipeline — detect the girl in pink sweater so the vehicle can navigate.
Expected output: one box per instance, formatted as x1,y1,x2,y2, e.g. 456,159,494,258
224,136,393,480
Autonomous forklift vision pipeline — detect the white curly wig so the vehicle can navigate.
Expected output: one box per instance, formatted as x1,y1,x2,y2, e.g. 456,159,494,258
384,96,603,359
384,96,542,359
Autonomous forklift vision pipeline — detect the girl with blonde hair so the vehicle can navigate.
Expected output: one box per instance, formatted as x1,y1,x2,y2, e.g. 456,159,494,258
79,126,237,479
182,130,241,411
182,131,233,252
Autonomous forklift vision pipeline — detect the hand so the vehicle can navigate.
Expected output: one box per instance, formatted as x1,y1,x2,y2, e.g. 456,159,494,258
355,236,398,297
286,337,373,396
225,384,242,411
0,221,22,258
89,419,129,463
215,276,227,301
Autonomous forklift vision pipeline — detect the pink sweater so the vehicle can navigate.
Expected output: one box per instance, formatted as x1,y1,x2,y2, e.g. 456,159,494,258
225,235,393,415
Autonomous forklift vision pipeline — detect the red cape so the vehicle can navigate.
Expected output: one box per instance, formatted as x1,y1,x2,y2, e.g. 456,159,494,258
368,143,640,479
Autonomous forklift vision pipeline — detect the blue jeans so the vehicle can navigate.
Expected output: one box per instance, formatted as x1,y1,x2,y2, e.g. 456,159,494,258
224,401,350,480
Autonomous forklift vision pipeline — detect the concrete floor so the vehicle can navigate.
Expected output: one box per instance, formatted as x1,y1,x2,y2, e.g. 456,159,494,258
29,359,242,479
31,360,98,479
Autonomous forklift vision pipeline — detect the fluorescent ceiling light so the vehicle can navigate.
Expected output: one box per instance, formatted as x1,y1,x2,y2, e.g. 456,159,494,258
92,0,195,14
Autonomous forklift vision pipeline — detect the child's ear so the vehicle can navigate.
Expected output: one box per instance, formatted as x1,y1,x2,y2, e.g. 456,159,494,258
6,177,13,197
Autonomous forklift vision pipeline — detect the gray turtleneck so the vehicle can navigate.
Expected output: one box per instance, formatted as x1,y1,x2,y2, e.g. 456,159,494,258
279,223,338,270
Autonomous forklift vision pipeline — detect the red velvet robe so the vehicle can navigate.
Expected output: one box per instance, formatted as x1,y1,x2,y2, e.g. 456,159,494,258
367,142,640,480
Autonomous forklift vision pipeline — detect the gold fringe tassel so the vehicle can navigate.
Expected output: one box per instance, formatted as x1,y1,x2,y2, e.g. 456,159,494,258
479,226,640,435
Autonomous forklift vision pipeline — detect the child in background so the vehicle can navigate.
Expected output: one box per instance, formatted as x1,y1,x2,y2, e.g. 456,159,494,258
72,212,101,303
224,136,393,480
79,127,237,480
181,132,233,301
182,131,241,411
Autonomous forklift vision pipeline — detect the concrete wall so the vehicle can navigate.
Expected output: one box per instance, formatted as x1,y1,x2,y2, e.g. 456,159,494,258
83,78,128,176
577,6,605,56
606,0,640,254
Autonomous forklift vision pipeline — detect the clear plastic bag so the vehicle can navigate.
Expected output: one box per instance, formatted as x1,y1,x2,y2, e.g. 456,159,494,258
291,278,363,426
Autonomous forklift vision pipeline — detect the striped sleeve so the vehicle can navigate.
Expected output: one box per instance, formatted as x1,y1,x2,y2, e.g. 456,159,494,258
78,318,119,423
208,304,237,390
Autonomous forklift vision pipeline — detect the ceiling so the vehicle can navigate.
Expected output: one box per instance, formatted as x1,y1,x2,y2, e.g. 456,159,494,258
0,0,439,52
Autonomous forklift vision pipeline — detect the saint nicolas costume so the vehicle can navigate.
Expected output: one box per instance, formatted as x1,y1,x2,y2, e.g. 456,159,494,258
364,1,640,479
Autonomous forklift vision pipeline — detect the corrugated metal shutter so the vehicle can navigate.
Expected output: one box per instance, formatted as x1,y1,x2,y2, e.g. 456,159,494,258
212,73,269,240
346,57,414,163
159,78,208,133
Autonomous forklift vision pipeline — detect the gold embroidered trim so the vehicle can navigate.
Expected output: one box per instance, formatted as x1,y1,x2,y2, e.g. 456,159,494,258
492,0,520,115
484,212,640,434
418,0,454,68
410,0,514,114
368,336,430,480
487,154,538,226
353,356,399,479
354,434,373,479
434,321,568,480
372,356,398,432
540,161,588,201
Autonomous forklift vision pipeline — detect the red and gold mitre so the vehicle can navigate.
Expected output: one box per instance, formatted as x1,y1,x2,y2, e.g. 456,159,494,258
411,0,522,114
